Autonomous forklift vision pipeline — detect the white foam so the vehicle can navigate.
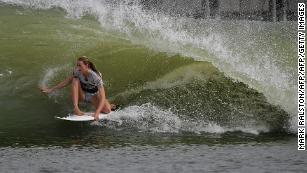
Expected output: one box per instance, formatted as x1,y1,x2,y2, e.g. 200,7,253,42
6,70,12,74
0,69,13,77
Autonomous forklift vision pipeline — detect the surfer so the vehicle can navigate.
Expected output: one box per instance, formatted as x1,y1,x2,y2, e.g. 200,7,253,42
40,56,115,121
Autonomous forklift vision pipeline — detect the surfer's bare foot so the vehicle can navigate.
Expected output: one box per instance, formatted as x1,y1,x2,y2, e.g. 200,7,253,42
74,108,84,116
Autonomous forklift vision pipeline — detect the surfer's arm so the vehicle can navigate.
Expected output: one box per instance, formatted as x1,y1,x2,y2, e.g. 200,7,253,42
40,76,73,93
94,86,106,120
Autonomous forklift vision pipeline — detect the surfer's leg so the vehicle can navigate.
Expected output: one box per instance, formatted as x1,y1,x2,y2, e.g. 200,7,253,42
72,78,85,115
91,95,112,114
102,99,112,113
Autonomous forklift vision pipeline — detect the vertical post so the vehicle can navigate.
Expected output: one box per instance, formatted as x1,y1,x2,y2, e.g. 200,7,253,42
216,0,221,19
205,0,210,18
282,0,287,21
202,0,211,19
239,0,243,19
272,0,277,22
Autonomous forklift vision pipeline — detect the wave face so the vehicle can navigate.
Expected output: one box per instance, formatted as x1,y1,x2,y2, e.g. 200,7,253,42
0,0,295,139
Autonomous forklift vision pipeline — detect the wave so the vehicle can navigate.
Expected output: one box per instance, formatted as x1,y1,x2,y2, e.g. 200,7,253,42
1,0,296,132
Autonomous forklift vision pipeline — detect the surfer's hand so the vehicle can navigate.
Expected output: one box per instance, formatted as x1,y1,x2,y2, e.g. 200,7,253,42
94,113,99,121
39,86,53,94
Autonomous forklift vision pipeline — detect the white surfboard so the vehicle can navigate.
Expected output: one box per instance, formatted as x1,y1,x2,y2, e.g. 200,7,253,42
55,112,114,122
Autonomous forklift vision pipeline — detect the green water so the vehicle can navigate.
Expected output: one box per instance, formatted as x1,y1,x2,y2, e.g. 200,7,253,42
0,4,290,141
0,3,304,173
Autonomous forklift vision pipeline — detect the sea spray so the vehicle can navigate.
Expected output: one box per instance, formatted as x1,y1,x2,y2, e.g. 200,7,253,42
102,103,270,135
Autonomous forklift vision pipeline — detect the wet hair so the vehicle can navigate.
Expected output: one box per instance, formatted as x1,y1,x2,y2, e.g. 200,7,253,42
77,56,102,77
